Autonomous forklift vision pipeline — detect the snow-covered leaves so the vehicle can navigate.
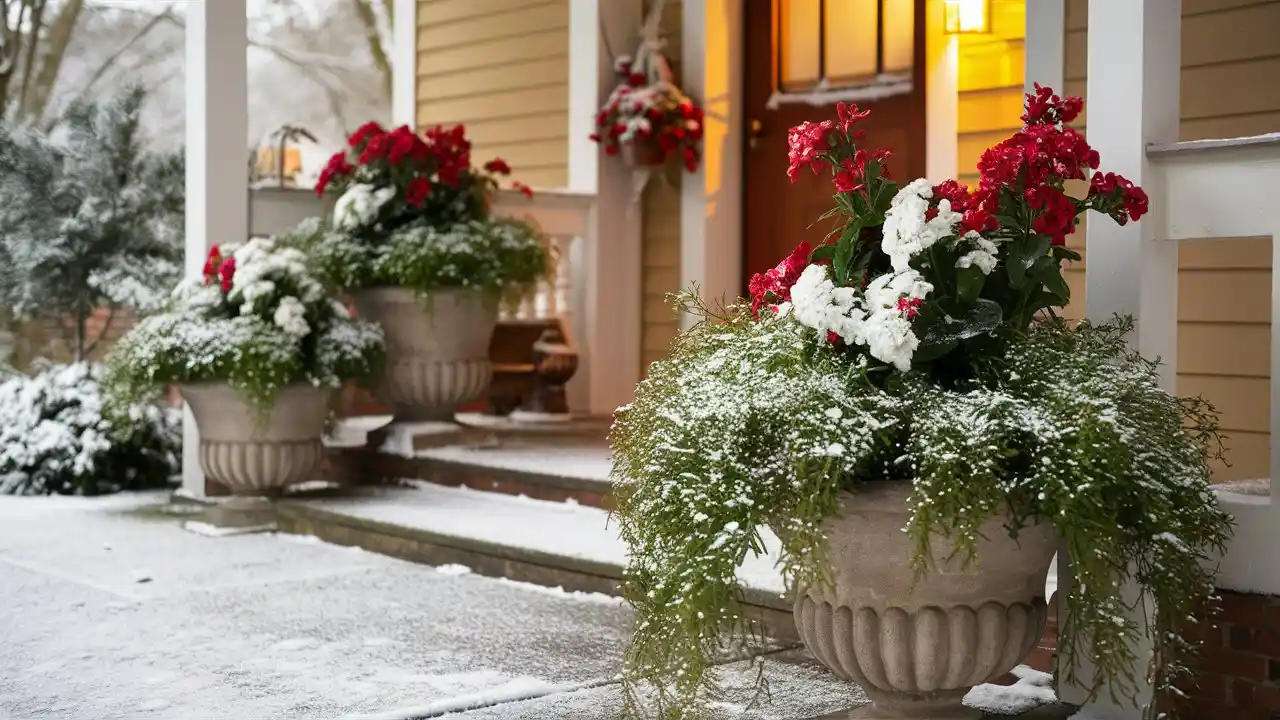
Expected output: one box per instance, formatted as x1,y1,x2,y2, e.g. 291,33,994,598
612,302,1232,718
0,85,183,358
305,217,549,300
0,363,179,496
104,229,385,417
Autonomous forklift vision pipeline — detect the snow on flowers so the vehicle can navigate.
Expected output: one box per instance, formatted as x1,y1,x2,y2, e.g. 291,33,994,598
104,235,385,415
752,85,1149,373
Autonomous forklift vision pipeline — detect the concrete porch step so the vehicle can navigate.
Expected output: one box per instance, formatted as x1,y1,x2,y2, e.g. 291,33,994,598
275,483,798,641
324,416,615,509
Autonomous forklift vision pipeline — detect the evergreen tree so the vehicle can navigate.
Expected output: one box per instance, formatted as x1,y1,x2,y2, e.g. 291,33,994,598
0,84,184,361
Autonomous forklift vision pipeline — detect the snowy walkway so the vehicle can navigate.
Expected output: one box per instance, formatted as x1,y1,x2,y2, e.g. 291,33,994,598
0,491,1065,719
0,492,862,719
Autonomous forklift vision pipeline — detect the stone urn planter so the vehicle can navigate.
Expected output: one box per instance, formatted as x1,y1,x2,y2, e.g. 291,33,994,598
794,482,1057,719
349,287,496,422
179,382,328,496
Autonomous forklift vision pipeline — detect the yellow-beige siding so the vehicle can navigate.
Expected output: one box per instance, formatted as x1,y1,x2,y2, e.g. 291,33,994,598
639,0,686,372
415,0,571,188
414,0,686,374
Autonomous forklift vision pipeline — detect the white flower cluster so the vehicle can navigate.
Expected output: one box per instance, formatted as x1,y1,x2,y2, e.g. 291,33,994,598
956,231,1000,275
881,178,962,273
333,183,395,231
226,238,325,337
788,264,933,372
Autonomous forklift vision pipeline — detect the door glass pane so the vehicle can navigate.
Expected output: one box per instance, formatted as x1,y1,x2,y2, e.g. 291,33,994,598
780,0,821,91
881,0,914,74
824,0,879,83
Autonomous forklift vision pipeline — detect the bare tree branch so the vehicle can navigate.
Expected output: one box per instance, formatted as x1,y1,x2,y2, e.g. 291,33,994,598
21,0,83,125
350,0,391,102
39,4,172,128
15,0,48,116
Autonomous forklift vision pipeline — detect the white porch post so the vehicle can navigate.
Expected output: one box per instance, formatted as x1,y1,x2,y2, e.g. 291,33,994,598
1056,1,1182,715
679,0,743,325
571,0,643,415
184,1,248,497
1024,0,1065,94
391,0,418,127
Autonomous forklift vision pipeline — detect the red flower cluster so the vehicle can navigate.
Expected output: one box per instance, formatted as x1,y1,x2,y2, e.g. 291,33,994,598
1021,83,1084,126
202,245,235,292
971,85,1146,245
748,241,820,318
786,120,834,181
787,102,887,194
316,121,532,209
590,59,705,173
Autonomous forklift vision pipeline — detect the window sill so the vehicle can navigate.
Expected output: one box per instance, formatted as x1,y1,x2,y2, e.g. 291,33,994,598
766,75,913,110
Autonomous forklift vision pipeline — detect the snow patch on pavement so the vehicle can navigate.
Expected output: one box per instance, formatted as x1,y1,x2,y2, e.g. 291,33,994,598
341,675,568,720
963,665,1057,715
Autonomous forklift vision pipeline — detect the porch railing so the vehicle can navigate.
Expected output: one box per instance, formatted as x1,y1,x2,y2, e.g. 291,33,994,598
1144,133,1280,596
247,186,599,414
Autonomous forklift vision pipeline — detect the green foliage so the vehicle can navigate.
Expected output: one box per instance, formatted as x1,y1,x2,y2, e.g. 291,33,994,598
0,84,184,360
297,216,550,301
103,234,385,419
611,296,1233,719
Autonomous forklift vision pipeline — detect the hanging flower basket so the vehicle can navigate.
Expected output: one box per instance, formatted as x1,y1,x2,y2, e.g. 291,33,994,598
620,140,667,169
591,55,705,173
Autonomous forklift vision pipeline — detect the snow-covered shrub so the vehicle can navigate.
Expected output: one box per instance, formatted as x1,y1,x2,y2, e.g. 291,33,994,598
0,85,184,361
104,235,385,417
0,363,180,496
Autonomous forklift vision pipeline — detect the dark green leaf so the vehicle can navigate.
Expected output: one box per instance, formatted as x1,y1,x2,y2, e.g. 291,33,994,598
956,266,987,304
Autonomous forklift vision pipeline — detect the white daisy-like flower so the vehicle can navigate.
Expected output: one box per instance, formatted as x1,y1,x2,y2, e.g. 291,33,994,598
273,296,310,338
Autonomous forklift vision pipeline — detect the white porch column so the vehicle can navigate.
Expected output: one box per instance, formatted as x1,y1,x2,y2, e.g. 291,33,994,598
1024,0,1065,94
1056,1,1182,715
184,1,248,498
679,0,743,325
571,0,643,415
923,0,958,183
391,0,418,127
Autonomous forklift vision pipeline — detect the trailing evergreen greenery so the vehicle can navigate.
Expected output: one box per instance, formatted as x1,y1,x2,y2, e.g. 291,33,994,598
611,295,1232,719
288,216,549,303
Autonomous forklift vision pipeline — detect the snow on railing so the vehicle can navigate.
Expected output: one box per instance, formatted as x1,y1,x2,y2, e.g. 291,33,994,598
1145,133,1280,595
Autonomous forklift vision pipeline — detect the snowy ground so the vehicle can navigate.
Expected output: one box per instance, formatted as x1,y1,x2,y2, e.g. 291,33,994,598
0,492,864,719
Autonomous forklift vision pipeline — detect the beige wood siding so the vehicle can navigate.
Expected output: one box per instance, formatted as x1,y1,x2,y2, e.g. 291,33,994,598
640,0,685,372
415,0,570,188
1063,0,1280,481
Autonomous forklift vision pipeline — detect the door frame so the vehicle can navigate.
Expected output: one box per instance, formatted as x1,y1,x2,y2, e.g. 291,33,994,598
674,0,957,309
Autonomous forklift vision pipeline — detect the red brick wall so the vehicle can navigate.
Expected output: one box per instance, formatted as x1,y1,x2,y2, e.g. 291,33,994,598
1179,590,1280,719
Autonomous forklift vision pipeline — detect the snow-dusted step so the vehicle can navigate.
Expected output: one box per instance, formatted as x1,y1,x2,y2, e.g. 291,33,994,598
324,418,615,508
276,483,797,636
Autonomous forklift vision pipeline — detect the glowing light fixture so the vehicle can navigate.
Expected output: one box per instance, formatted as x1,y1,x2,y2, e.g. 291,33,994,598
943,0,992,35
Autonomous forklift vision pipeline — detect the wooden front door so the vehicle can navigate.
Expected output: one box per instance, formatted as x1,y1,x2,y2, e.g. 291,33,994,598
743,0,928,287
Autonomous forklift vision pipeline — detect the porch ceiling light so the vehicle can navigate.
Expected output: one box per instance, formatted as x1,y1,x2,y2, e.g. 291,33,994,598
943,0,992,35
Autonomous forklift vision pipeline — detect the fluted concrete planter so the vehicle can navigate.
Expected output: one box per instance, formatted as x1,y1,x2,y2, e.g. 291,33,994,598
179,382,328,496
349,287,496,422
795,482,1057,719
